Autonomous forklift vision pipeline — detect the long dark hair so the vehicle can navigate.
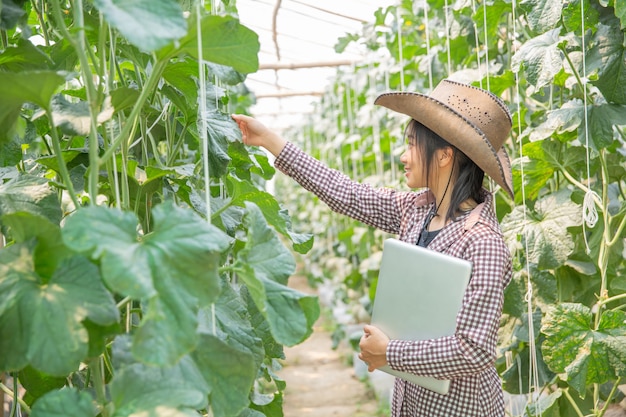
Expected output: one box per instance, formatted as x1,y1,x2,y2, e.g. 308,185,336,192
405,119,485,221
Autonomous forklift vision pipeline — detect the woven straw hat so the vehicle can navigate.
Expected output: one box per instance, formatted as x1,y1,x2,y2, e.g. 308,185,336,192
375,79,514,198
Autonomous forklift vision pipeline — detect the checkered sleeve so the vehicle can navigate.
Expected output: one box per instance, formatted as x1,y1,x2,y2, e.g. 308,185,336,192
386,233,511,379
274,141,406,234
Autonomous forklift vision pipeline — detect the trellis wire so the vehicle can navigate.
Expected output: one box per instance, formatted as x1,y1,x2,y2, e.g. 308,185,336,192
443,0,452,75
396,6,405,91
422,0,433,91
197,0,217,342
579,0,599,253
470,0,483,88
482,0,490,91
510,0,542,412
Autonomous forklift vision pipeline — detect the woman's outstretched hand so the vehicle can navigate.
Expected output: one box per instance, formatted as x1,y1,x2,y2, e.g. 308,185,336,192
231,114,287,157
358,324,390,372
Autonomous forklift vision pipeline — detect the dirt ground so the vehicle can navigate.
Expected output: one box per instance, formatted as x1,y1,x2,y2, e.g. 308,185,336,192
278,275,384,417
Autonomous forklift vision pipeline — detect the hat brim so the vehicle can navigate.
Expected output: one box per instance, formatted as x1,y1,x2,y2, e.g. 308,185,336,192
375,92,514,199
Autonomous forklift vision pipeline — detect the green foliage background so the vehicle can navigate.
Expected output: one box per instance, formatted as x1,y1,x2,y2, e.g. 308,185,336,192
276,0,626,416
0,1,318,416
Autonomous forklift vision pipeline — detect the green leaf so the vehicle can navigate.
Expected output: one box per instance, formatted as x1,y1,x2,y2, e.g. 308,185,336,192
36,150,83,174
526,390,562,417
1,212,71,279
173,15,259,74
511,29,563,94
0,174,62,225
226,176,314,253
617,0,626,30
474,0,511,43
110,87,141,113
241,286,284,360
19,365,67,403
195,110,239,178
0,38,53,72
163,59,199,105
191,334,257,417
588,23,626,105
234,202,319,346
562,0,599,34
589,103,626,149
62,201,231,365
198,280,265,366
0,133,23,167
0,0,27,31
0,243,118,375
541,304,626,397
207,62,246,86
501,338,555,394
93,0,187,52
110,351,209,415
62,205,154,299
0,71,65,141
30,388,97,417
502,190,582,269
519,0,562,32
50,94,114,136
528,99,583,142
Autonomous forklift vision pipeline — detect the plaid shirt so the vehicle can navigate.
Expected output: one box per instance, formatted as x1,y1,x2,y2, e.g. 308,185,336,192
275,142,512,417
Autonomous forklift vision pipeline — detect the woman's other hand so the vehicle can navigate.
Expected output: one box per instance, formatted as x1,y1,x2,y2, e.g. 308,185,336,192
358,324,390,372
231,114,287,157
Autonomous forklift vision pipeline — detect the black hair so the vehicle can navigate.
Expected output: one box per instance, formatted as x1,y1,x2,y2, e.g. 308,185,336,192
404,119,485,221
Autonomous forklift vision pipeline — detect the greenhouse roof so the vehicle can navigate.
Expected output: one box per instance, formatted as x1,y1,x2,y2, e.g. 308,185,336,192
236,0,395,133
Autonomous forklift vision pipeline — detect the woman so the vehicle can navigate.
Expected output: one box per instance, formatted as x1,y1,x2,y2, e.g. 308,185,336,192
232,79,513,417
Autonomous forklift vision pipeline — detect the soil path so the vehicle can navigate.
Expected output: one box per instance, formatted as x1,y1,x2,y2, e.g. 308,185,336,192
279,275,382,417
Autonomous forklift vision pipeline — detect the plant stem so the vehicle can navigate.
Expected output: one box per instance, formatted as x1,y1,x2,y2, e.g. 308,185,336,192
596,378,622,417
562,388,585,417
116,296,132,309
72,0,103,203
32,0,51,47
89,357,108,417
47,110,81,209
50,0,102,203
556,167,601,206
100,59,168,164
0,381,31,414
560,44,593,103
167,123,190,166
598,292,626,308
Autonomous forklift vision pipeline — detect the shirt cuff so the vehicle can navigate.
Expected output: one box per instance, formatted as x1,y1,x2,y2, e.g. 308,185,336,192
273,141,299,174
386,339,408,371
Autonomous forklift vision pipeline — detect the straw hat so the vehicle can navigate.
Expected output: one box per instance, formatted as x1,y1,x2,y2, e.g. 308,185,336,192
375,79,514,198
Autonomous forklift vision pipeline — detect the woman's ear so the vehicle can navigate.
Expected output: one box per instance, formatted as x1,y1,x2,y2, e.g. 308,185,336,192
437,147,454,167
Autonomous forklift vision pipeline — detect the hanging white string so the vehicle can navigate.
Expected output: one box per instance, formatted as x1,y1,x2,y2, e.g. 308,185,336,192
108,26,122,210
422,0,433,91
511,0,542,412
443,0,452,75
482,0,490,91
579,0,598,254
197,1,211,222
478,0,496,201
197,0,217,342
370,62,384,185
470,0,483,88
396,6,405,91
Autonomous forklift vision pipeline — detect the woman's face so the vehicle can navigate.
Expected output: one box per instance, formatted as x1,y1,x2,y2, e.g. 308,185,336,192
400,142,427,189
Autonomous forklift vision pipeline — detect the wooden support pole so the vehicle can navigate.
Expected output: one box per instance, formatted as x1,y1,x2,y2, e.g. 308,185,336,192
258,60,359,70
255,91,324,98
